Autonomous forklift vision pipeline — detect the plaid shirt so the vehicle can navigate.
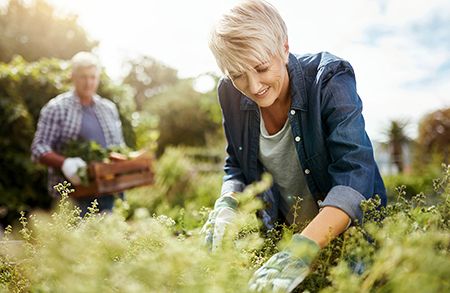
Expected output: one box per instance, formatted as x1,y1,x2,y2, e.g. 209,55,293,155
31,91,125,196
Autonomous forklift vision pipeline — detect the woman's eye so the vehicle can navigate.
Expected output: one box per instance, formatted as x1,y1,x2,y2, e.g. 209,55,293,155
231,74,243,80
257,67,269,73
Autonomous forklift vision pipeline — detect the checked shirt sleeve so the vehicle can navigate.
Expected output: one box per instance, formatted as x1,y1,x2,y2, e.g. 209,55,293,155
111,103,125,146
31,103,62,162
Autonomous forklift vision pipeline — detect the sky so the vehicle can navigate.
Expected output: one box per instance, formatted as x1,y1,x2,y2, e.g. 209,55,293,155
8,0,450,141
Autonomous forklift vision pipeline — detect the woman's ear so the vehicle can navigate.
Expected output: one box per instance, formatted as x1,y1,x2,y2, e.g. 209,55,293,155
284,39,290,63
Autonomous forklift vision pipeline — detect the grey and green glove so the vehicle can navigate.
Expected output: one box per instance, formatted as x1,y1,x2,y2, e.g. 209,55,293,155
200,193,239,251
248,234,320,293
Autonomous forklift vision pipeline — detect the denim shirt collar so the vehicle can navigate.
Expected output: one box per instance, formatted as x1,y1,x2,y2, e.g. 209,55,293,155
240,53,308,112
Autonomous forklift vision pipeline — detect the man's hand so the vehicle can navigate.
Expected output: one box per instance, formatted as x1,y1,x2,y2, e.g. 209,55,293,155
248,234,320,293
61,157,87,185
200,194,238,251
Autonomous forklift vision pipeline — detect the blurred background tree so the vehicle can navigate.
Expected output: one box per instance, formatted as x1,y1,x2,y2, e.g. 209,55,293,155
415,107,450,167
141,76,223,156
383,108,449,201
383,120,411,173
123,56,178,111
0,0,98,62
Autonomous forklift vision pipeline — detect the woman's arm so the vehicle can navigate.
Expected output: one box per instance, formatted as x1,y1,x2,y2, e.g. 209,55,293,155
300,206,351,248
315,62,386,226
300,62,382,248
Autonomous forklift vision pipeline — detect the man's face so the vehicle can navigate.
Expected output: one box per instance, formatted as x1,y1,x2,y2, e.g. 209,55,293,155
72,66,100,98
229,54,289,108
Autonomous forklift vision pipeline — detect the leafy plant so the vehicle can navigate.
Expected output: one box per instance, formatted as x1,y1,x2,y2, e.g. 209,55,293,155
0,166,448,293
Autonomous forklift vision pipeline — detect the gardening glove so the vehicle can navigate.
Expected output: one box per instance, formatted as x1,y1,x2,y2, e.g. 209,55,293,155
200,193,238,251
61,157,87,185
248,234,320,293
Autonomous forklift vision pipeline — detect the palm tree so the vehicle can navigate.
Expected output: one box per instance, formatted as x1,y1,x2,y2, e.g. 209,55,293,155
384,120,410,173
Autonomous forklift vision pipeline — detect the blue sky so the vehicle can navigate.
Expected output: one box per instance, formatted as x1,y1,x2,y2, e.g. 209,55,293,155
4,0,450,141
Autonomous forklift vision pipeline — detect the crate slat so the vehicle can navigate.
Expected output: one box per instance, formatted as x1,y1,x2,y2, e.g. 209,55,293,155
97,172,153,194
94,158,151,177
70,155,154,198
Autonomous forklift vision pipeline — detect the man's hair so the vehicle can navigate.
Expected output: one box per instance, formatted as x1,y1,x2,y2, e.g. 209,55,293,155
209,0,288,77
71,51,101,74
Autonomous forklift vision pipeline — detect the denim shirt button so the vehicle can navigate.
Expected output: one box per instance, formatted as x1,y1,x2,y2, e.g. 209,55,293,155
304,168,310,174
290,109,296,115
238,146,243,151
317,199,323,205
295,136,301,142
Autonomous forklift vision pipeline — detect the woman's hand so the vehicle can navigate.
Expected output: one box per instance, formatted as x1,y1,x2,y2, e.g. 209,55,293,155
248,234,320,293
200,194,239,251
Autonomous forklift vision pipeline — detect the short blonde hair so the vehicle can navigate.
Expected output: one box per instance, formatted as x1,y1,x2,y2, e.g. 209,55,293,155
71,51,101,74
209,0,288,77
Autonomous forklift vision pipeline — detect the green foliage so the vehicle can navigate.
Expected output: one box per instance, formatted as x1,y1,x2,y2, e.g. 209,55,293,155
415,107,450,167
322,166,450,293
123,55,178,111
0,0,97,62
0,56,136,227
144,79,223,156
62,140,109,164
61,140,132,163
126,146,223,230
383,162,443,202
0,166,449,292
131,112,159,151
0,180,266,292
0,57,52,227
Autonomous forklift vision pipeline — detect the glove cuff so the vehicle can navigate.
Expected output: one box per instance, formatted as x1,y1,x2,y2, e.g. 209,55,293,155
214,193,239,210
287,234,320,264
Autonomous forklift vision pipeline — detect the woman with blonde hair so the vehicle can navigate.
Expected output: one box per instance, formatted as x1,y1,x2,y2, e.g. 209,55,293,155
202,0,386,292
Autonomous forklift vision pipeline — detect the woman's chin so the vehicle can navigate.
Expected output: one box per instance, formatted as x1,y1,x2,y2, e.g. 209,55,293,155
255,96,277,108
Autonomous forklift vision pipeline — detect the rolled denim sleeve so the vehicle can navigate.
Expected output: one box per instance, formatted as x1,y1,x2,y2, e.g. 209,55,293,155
320,63,379,224
319,185,366,223
31,102,61,162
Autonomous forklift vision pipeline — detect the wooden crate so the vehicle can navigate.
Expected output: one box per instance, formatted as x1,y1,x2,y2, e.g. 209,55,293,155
71,156,154,198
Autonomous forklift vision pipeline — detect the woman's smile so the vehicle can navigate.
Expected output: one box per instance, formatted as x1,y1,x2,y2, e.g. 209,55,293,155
254,86,270,99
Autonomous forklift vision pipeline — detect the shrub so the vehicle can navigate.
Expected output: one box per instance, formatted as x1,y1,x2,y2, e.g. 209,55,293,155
0,166,448,292
383,163,442,202
143,79,222,156
126,146,223,230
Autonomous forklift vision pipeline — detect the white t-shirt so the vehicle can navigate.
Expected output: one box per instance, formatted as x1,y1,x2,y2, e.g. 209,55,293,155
258,113,319,226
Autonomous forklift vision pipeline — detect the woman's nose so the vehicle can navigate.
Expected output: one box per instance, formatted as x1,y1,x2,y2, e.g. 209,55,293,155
247,73,262,95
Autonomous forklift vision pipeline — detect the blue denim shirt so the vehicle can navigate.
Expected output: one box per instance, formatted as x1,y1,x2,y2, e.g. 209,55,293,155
217,52,387,229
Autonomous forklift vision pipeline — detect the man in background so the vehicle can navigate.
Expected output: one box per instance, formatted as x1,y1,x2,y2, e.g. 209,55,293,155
31,51,125,214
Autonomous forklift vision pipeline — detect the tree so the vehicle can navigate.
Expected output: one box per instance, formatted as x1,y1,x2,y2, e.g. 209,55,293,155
416,108,450,166
143,78,222,156
0,0,97,62
384,120,411,173
123,56,178,111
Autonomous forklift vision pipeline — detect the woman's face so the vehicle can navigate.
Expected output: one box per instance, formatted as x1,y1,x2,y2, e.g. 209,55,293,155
229,53,289,108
